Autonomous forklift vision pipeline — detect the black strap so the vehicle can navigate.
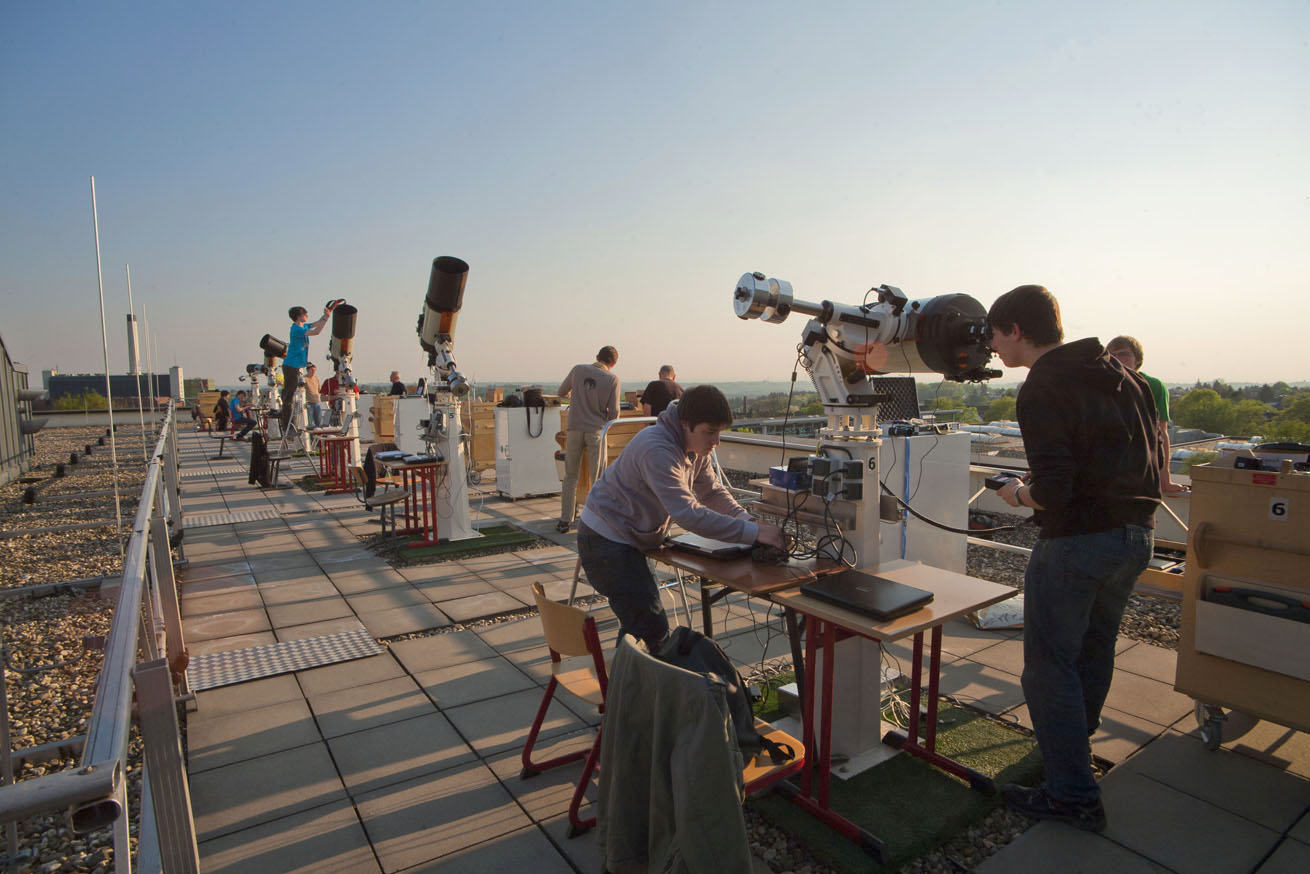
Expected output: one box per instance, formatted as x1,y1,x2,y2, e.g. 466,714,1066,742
759,736,795,765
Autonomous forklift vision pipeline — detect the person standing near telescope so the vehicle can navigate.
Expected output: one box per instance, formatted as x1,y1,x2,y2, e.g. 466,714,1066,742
281,303,335,432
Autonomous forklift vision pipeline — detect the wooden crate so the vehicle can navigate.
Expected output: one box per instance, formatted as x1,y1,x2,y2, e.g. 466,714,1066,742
463,401,497,471
370,395,396,440
1174,462,1310,732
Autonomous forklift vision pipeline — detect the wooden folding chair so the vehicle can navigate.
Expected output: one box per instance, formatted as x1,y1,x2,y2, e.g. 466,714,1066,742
520,581,609,837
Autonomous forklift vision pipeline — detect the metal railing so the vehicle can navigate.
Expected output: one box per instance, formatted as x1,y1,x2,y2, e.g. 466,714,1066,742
0,403,196,874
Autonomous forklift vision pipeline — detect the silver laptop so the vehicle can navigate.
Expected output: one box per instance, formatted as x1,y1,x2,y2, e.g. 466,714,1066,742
666,533,753,560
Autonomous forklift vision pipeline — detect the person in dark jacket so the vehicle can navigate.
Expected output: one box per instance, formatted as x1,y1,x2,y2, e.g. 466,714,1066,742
641,364,684,416
987,284,1161,833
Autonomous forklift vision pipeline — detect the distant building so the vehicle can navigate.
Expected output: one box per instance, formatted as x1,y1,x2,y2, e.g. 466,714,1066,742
48,373,171,403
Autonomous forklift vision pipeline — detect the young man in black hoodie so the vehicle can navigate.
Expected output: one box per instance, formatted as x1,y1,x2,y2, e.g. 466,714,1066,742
987,285,1161,832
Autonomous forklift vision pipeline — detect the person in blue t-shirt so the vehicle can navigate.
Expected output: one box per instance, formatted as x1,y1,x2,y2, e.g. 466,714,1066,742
280,303,335,431
230,391,257,440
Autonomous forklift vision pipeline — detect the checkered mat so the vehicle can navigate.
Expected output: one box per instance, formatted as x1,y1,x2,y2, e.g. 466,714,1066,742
181,466,248,478
186,626,381,691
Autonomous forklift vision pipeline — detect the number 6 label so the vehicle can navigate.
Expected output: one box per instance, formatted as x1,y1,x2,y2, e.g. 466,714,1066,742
1269,497,1289,522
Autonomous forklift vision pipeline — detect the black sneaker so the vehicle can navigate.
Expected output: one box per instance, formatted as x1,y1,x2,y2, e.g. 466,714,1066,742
1001,784,1107,832
555,520,572,533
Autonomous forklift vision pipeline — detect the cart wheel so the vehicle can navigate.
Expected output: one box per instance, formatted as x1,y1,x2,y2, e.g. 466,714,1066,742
1200,717,1224,751
1194,701,1225,751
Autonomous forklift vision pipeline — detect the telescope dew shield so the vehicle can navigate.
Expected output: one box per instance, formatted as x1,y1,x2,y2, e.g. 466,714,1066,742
259,334,288,358
419,256,469,353
330,303,358,359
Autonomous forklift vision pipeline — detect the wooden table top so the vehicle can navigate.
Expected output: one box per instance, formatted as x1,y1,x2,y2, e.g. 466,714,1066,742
644,547,845,597
769,559,1017,643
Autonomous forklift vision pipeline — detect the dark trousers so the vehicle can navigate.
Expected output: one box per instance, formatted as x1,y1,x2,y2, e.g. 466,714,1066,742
234,417,256,438
1021,524,1153,804
280,365,300,431
577,532,669,649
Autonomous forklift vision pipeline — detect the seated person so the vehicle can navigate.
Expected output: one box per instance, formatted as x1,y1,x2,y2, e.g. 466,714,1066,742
576,385,784,648
230,391,257,440
213,390,231,432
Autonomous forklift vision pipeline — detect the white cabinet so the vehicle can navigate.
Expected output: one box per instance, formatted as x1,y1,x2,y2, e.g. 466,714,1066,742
495,406,562,499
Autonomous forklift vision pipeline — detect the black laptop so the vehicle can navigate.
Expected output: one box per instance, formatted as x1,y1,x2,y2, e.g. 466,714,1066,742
666,533,754,560
800,569,934,621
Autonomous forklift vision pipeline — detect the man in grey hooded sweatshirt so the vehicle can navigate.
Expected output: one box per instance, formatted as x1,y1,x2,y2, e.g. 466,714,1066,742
576,385,785,648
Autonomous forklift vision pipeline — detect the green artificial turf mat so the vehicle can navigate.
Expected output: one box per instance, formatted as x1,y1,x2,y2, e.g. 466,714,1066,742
751,702,1041,873
382,524,540,564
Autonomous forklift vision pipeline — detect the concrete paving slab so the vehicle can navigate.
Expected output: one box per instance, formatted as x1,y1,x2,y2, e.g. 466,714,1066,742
395,825,576,874
308,675,436,739
189,742,346,842
964,637,1025,676
1113,641,1179,684
180,559,253,582
330,567,414,594
242,552,315,581
975,823,1172,874
395,562,481,585
189,631,280,657
1099,769,1280,874
487,732,597,819
435,591,528,623
1290,811,1310,843
541,812,603,874
1257,839,1310,874
193,674,303,718
412,575,497,603
181,587,264,617
345,585,428,615
187,608,274,642
297,653,406,697
389,630,500,674
717,626,796,673
358,603,452,638
935,659,1027,715
1006,703,1169,766
326,711,476,796
939,618,1019,657
315,545,383,566
460,552,532,572
187,698,321,773
354,761,532,873
414,657,538,708
1103,669,1195,727
178,572,259,598
266,596,354,629
1209,715,1310,779
196,797,381,874
444,688,585,757
1113,730,1310,832
476,615,548,654
275,616,370,642
257,577,340,606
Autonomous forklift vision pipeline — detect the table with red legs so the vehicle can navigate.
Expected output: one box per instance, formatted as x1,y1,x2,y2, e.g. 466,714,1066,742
378,459,447,549
310,431,356,493
768,560,1015,861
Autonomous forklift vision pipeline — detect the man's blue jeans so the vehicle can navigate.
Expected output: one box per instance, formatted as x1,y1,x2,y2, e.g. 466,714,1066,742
1022,524,1153,804
577,532,668,649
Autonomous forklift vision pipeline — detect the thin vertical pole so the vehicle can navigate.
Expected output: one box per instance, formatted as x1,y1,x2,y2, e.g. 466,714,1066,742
127,264,147,460
91,176,125,555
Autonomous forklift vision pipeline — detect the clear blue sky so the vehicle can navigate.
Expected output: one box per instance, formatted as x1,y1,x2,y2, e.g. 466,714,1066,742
3,1,1307,390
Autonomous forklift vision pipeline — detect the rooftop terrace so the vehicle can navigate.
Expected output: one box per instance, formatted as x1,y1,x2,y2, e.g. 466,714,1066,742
167,428,1309,874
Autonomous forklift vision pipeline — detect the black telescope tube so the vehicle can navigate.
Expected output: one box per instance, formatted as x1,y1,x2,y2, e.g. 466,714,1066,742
426,256,469,313
259,334,288,358
332,303,358,340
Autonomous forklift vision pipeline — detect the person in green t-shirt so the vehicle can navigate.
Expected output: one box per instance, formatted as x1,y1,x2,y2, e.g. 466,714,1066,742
1107,336,1187,493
